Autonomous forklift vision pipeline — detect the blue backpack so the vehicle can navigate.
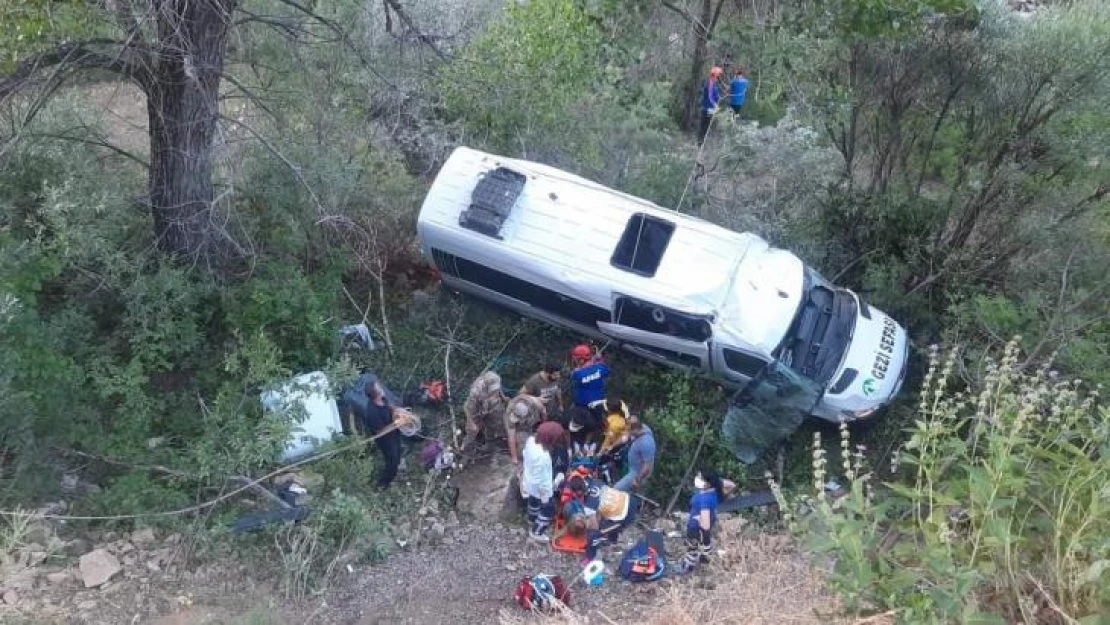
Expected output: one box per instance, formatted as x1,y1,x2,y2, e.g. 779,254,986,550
619,530,667,582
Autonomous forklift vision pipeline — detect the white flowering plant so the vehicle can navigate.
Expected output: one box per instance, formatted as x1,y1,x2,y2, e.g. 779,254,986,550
772,340,1109,623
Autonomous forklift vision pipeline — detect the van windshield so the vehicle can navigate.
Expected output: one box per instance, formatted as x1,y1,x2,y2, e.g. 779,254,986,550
775,268,856,386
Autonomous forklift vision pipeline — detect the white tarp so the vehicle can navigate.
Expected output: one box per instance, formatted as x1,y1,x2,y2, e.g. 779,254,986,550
260,371,342,462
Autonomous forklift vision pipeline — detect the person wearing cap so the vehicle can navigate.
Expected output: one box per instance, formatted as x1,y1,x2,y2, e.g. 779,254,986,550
520,363,564,416
699,66,724,144
569,344,610,411
505,392,547,465
521,421,566,542
462,370,508,450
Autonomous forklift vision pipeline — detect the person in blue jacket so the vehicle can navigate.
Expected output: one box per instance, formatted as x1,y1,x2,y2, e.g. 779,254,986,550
729,67,749,115
569,344,610,410
699,66,723,144
676,466,735,573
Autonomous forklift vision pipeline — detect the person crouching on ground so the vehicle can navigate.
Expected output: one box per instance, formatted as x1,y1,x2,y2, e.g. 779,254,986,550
522,421,565,542
505,392,546,465
677,467,733,573
462,370,507,451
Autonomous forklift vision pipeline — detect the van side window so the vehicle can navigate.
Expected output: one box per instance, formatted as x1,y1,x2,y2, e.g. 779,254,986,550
615,296,711,342
430,248,609,327
611,213,674,277
722,348,768,378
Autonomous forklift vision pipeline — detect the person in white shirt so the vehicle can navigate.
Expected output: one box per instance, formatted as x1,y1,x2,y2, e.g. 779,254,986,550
521,421,566,542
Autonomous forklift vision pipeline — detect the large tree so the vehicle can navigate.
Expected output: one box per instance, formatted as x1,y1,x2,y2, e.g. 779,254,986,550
0,0,244,261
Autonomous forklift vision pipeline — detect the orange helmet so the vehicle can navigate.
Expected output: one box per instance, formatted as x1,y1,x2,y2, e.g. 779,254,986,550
571,344,592,362
710,66,723,78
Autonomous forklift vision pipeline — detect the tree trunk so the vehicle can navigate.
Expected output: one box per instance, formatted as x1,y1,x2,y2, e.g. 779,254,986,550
677,0,713,131
147,0,238,261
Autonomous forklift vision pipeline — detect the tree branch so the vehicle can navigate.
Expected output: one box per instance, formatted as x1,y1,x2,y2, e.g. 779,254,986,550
0,40,153,100
382,0,449,60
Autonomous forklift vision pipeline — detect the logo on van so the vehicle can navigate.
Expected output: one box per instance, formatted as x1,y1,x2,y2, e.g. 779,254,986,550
862,378,877,397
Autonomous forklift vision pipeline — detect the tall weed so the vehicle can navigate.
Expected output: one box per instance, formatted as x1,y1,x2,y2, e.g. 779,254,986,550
779,341,1109,623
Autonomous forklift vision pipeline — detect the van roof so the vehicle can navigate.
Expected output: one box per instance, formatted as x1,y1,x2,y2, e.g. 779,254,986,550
419,147,763,315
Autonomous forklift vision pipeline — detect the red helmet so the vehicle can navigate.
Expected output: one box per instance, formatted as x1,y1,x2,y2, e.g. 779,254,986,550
570,344,592,362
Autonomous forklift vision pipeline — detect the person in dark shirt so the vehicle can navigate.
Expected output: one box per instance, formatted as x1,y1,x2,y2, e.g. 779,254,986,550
361,381,402,489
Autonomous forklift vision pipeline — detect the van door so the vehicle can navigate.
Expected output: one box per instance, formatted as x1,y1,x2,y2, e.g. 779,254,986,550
596,321,709,370
712,344,771,386
722,360,822,463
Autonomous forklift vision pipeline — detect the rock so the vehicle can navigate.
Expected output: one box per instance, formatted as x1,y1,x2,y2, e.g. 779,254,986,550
430,522,446,542
130,528,156,546
656,519,677,533
146,436,166,449
79,549,122,588
45,571,71,585
2,589,18,605
112,541,135,554
505,564,517,572
445,511,460,528
27,551,47,566
163,533,181,545
77,600,97,611
63,538,92,558
61,473,80,492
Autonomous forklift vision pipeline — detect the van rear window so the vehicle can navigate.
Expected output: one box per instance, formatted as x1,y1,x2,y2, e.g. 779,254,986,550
611,213,674,277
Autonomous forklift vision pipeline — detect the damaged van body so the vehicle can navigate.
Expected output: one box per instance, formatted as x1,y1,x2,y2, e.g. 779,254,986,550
416,147,909,423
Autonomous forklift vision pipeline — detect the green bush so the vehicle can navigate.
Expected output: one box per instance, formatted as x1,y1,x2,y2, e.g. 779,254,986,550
778,341,1109,622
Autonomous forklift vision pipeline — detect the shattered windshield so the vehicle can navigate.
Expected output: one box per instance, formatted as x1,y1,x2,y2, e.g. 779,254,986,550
776,268,856,386
721,361,822,463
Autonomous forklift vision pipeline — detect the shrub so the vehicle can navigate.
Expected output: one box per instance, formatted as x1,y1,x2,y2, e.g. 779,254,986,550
779,341,1109,623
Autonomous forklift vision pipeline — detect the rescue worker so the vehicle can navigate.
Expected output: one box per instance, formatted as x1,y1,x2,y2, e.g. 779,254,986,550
522,421,566,542
729,66,749,115
505,392,547,465
614,416,656,493
676,467,735,573
462,370,508,451
520,363,564,416
360,381,403,489
699,66,724,144
569,344,610,413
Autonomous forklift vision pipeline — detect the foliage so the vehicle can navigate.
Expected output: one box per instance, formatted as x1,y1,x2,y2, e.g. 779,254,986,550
777,341,1109,622
438,0,604,152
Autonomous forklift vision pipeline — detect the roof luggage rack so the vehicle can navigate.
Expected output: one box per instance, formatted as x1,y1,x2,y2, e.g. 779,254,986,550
459,167,526,238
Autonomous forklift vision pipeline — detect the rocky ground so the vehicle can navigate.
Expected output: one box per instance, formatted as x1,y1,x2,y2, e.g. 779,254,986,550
0,450,836,625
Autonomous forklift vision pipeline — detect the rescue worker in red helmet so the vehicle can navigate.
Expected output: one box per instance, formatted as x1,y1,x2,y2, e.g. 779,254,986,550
569,344,610,416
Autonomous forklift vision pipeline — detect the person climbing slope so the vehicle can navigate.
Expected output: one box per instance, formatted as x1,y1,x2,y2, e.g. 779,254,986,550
699,66,724,144
729,67,749,115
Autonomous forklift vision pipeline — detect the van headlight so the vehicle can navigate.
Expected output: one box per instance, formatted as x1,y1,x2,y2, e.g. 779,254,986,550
841,407,878,420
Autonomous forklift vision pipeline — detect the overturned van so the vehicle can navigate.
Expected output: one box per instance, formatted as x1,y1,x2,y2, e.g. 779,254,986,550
416,147,909,423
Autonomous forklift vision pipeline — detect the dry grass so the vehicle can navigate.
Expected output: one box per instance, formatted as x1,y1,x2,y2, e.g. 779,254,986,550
499,521,853,625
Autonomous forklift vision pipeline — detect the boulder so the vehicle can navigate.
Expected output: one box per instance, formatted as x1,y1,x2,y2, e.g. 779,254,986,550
130,528,156,546
79,549,121,588
2,590,18,606
451,458,524,524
